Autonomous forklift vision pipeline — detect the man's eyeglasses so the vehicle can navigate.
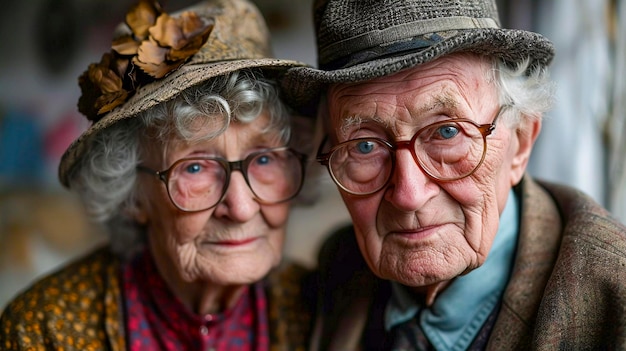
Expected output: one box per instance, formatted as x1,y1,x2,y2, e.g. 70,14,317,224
138,147,307,212
316,106,508,195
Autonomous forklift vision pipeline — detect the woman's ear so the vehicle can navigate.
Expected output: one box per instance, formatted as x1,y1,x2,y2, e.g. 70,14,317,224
510,115,542,186
126,196,149,225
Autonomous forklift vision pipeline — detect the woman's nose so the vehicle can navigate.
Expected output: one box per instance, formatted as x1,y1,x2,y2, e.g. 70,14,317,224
213,171,260,222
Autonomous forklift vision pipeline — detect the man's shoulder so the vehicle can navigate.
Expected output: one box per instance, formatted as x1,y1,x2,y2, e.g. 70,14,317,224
318,225,367,271
519,179,626,349
316,224,382,294
535,179,626,247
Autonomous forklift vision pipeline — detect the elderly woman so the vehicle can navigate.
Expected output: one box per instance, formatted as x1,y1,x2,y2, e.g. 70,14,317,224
0,0,314,349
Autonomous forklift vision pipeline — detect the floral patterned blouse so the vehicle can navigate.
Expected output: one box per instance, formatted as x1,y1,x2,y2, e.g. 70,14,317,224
0,246,312,350
123,248,269,350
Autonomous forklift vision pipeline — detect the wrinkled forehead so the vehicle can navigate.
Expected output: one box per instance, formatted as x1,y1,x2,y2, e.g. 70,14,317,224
325,54,497,130
328,52,494,97
141,109,283,149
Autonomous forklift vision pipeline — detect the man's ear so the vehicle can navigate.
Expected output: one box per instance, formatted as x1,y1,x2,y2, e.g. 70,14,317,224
510,115,542,186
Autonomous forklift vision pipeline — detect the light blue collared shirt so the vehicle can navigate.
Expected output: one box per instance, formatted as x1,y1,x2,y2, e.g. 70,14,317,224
384,190,519,351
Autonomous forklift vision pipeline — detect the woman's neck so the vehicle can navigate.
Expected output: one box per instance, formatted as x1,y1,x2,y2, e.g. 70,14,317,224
148,243,247,315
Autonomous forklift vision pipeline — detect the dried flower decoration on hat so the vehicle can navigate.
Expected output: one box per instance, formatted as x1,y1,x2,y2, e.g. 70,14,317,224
77,0,214,122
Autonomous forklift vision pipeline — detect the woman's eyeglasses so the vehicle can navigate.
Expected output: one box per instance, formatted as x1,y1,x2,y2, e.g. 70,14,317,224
138,147,307,212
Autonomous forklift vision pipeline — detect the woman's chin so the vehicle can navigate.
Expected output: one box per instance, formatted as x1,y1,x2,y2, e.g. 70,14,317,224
191,256,277,286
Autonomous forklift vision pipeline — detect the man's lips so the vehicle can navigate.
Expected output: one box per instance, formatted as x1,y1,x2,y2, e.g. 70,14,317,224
389,225,441,238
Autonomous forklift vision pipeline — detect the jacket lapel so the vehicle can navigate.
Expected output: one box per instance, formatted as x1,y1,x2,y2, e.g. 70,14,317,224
487,176,563,349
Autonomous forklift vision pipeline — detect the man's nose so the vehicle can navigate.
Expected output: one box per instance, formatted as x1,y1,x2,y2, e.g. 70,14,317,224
384,148,439,211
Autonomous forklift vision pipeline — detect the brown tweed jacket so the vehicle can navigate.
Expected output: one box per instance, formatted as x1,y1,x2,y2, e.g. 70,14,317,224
309,176,626,350
0,247,314,351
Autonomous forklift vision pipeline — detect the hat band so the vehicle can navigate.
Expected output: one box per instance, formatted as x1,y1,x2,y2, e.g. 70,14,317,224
319,16,499,70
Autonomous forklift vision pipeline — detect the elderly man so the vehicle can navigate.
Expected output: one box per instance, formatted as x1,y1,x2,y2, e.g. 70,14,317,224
282,0,626,350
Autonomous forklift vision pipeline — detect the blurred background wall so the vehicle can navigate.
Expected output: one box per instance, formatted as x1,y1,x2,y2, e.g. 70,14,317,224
1,0,624,312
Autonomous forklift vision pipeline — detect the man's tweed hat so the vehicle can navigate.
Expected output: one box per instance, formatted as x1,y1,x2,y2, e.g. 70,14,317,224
281,0,555,116
58,0,308,187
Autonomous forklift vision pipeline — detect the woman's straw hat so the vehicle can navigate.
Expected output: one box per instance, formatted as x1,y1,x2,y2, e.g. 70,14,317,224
59,0,308,187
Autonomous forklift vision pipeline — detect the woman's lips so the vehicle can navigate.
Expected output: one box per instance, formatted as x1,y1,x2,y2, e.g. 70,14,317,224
211,237,258,246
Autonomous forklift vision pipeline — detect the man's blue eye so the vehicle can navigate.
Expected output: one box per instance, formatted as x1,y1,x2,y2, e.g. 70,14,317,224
356,141,375,154
438,125,459,139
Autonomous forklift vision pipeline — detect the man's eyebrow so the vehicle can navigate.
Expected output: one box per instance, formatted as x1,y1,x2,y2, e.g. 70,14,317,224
337,94,460,136
339,115,389,136
415,94,459,115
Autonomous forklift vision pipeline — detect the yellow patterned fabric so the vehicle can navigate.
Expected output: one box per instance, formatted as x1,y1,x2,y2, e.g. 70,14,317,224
0,246,313,350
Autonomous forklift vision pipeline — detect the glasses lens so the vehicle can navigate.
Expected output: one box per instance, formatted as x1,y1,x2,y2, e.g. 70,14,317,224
328,139,393,195
414,120,486,180
167,158,227,211
247,148,304,203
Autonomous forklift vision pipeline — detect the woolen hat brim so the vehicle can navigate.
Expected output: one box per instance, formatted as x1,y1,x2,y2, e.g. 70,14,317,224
281,27,555,117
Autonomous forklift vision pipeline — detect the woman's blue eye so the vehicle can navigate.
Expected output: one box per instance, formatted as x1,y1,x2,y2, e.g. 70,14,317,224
256,155,271,165
438,125,459,139
185,163,202,174
356,141,375,154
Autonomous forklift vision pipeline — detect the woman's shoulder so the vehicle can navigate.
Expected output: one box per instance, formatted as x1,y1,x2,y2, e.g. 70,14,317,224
265,259,315,302
0,245,124,349
265,259,315,348
1,245,119,321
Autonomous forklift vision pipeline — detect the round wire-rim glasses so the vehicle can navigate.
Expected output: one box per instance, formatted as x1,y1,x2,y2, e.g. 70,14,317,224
138,146,307,212
316,106,508,196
